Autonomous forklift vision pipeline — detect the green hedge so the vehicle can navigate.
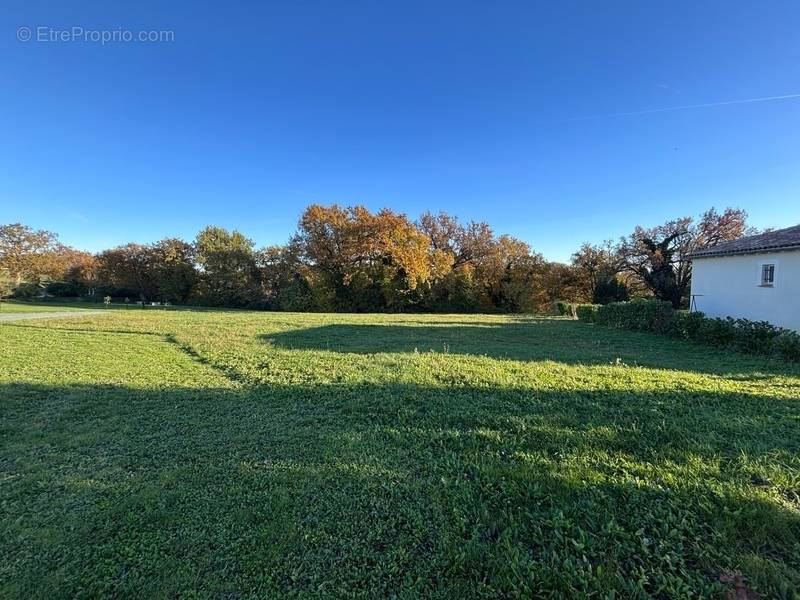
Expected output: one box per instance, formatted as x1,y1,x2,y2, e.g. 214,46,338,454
577,298,800,362
574,304,599,323
595,298,674,332
555,301,574,317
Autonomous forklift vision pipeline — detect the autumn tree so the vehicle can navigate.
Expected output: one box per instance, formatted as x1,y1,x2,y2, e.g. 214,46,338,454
0,269,12,309
96,244,157,303
696,207,754,247
7,207,752,314
417,212,497,311
416,211,559,312
64,251,99,297
540,262,583,306
45,249,98,297
295,205,432,311
571,241,628,304
475,235,540,311
618,207,750,307
418,212,495,270
0,223,60,286
367,208,433,308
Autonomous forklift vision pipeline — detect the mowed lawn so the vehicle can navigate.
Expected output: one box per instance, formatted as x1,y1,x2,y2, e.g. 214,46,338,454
1,310,799,598
0,300,89,313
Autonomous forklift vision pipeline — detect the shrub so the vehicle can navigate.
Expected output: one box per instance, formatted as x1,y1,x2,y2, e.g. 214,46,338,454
555,301,574,317
595,298,674,333
668,310,707,340
690,316,800,359
46,280,84,297
12,282,44,299
772,331,800,362
583,298,800,363
575,304,599,323
727,318,784,355
693,317,738,349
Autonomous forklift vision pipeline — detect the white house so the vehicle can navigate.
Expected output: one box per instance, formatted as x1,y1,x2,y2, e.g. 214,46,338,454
688,224,800,332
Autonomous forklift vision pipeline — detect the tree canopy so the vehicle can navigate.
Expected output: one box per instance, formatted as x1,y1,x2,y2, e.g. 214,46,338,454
0,205,754,311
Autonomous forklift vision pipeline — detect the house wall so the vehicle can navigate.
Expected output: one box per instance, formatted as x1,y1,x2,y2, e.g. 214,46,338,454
690,249,800,331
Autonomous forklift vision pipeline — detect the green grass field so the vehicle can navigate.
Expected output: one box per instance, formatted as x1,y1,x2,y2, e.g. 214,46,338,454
1,309,799,598
0,300,90,313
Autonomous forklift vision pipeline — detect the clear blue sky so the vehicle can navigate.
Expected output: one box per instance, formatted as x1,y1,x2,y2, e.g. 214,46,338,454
2,1,799,262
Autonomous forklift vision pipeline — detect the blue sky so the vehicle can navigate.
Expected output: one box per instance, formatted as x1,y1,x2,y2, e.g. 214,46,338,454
2,1,799,262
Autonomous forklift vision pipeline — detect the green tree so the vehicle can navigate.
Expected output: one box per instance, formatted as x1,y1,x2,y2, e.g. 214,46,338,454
592,270,629,304
150,238,197,303
257,242,317,311
193,226,260,307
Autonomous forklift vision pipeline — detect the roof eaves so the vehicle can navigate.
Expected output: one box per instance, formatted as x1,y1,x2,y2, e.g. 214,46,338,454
688,243,800,259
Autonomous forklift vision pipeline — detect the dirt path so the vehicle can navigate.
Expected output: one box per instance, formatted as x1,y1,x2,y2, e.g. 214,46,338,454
0,311,107,322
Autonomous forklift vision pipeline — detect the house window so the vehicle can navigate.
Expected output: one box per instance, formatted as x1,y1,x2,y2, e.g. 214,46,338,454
760,264,775,287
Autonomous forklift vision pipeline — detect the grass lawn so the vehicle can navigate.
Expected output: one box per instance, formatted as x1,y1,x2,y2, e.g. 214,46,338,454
0,300,93,313
1,310,799,598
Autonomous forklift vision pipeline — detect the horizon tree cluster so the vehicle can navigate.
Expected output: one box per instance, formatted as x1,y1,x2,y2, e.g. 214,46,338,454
0,205,750,311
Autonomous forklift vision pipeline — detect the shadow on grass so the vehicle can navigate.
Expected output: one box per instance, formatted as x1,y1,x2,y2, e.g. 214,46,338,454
2,378,799,597
261,322,800,377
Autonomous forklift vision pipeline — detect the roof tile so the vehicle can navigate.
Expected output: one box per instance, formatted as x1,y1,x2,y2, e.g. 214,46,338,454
688,224,800,258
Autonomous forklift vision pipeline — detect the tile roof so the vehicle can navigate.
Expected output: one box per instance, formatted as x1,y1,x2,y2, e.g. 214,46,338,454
688,224,800,258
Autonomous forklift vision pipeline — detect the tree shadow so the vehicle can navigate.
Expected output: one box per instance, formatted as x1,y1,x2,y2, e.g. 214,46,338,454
3,378,799,597
261,322,800,377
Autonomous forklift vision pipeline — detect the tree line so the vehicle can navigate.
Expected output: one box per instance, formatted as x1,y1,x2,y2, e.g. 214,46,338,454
0,205,751,311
